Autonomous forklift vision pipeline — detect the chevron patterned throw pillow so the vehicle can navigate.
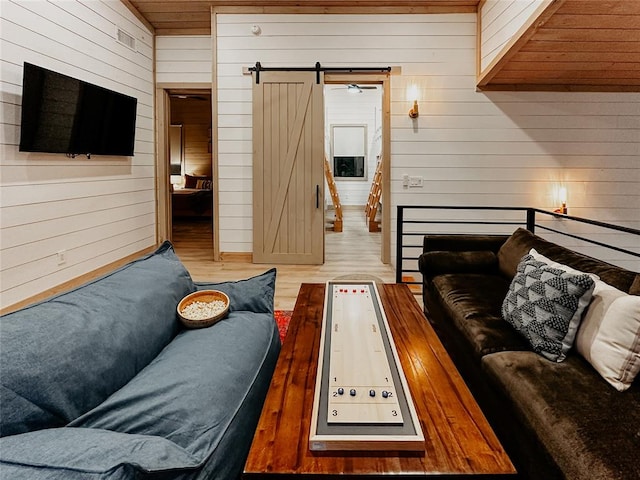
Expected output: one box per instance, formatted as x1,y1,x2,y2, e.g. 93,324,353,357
502,254,595,362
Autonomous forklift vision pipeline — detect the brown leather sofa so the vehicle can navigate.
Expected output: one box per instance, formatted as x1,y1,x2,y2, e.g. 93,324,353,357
418,227,640,480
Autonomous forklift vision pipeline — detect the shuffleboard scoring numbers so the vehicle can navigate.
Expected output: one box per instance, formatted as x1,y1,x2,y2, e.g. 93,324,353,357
327,284,404,425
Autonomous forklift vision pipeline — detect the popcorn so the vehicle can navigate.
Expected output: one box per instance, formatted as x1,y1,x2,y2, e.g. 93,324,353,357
180,299,227,320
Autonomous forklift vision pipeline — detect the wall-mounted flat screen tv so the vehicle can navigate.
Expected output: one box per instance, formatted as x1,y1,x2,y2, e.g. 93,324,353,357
19,62,137,157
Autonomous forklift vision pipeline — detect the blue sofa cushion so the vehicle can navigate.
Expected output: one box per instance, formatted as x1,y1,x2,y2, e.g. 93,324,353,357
70,311,278,454
195,268,276,313
68,270,279,474
0,428,199,479
0,242,195,436
66,313,280,479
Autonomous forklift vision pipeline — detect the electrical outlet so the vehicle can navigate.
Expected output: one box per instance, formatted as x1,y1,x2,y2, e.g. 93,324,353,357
402,174,409,188
57,250,66,265
409,176,423,187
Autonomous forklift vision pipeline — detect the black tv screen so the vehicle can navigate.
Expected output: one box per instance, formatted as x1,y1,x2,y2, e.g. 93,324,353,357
19,62,137,157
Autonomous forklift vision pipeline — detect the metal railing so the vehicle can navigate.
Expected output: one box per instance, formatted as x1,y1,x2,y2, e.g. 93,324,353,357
396,205,640,289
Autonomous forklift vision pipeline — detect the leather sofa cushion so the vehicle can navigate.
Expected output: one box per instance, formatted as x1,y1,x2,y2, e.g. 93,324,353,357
431,274,530,357
423,234,508,253
482,351,640,480
497,228,638,292
419,251,498,278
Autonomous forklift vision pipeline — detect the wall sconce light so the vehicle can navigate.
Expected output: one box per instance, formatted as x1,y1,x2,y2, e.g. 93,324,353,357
409,99,419,118
554,186,568,215
407,84,419,119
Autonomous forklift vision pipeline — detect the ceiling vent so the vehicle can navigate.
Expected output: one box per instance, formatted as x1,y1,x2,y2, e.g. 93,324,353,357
116,27,136,51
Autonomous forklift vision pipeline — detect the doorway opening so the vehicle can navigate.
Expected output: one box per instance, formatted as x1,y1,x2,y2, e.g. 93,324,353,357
324,76,389,264
160,88,214,253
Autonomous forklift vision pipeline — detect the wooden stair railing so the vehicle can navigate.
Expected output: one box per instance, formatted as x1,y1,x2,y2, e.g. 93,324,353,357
365,159,382,232
324,157,343,232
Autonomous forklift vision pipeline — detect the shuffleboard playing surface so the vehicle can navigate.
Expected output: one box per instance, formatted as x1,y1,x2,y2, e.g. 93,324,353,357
327,283,403,424
309,281,424,451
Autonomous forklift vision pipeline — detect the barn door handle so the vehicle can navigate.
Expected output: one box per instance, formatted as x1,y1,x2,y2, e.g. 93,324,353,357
316,184,320,209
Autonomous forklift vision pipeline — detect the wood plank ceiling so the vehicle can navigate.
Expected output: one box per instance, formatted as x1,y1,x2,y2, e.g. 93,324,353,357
478,0,640,91
125,0,478,34
124,0,640,91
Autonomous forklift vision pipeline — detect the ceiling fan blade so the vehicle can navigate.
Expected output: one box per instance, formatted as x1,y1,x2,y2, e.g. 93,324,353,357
329,84,378,92
347,83,378,90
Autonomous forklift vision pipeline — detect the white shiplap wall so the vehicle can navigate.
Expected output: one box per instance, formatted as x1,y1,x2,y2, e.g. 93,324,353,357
214,12,638,267
215,13,482,254
156,13,638,269
156,35,212,84
0,0,155,309
480,0,544,72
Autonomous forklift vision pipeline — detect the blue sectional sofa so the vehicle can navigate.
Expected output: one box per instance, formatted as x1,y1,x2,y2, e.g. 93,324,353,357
0,242,281,479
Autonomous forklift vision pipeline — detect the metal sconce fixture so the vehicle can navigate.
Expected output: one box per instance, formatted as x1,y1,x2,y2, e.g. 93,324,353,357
409,99,419,118
408,84,419,119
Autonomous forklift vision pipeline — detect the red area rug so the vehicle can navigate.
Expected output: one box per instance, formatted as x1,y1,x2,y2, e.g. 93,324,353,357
274,310,292,343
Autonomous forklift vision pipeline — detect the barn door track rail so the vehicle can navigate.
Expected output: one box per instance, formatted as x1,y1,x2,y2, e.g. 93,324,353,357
249,62,391,84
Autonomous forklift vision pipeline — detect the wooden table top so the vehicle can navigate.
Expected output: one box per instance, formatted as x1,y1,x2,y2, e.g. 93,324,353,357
243,283,515,478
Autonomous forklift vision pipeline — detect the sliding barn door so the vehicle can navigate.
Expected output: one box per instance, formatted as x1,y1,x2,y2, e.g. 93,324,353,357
253,71,324,264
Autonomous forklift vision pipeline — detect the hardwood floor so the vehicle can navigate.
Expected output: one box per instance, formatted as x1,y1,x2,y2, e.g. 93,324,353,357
171,206,397,310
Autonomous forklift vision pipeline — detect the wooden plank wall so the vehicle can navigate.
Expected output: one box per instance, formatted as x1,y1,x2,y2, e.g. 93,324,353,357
170,97,212,177
0,0,155,309
479,0,545,72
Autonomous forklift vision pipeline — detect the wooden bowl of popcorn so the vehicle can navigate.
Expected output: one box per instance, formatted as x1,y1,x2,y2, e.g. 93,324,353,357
177,290,230,328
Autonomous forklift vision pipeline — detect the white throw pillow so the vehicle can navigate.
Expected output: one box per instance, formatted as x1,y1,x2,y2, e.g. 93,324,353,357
575,282,640,391
529,248,640,391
